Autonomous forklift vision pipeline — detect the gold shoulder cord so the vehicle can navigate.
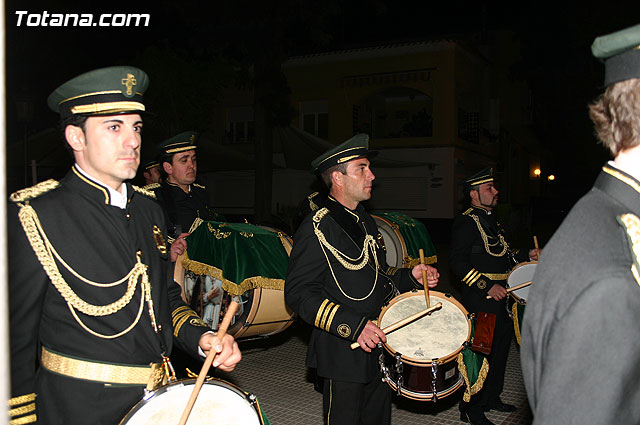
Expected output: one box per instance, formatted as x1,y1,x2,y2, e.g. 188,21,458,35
312,208,379,301
619,213,640,285
17,202,159,339
469,214,508,257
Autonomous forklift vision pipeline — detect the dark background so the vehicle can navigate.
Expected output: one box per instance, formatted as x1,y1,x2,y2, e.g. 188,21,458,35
6,0,640,214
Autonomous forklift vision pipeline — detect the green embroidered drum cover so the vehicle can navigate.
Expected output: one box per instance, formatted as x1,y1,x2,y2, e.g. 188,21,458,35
374,211,437,266
183,222,289,295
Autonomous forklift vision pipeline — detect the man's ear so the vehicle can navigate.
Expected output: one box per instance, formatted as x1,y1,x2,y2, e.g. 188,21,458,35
469,189,479,203
162,162,172,176
65,125,85,152
331,170,344,188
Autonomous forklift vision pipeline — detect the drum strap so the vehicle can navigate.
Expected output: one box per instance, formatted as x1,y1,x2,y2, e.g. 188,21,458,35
40,347,166,390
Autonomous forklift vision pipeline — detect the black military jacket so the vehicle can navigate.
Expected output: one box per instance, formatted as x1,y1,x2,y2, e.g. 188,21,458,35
8,167,210,422
450,205,528,314
151,181,224,238
521,164,640,424
285,196,421,383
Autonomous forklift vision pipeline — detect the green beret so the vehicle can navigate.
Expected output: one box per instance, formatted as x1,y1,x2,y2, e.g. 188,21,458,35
48,66,149,119
311,134,377,174
592,24,640,86
157,131,198,156
464,166,494,187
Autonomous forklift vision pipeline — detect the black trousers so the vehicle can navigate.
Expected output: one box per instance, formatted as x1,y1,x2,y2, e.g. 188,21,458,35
322,373,391,425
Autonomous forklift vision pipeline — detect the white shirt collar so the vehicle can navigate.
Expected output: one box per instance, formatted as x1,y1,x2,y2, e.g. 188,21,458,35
75,164,128,209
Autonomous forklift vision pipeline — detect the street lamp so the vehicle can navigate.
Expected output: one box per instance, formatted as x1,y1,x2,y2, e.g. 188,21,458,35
548,174,555,181
534,168,541,178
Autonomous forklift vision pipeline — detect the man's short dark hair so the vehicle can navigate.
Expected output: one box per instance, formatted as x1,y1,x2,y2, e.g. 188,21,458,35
59,114,89,154
320,162,348,190
158,152,175,180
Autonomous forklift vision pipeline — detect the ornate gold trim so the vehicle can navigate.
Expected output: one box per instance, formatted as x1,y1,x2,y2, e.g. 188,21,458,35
166,146,196,154
40,346,163,387
512,301,522,345
72,167,109,204
603,165,640,195
618,213,640,286
70,101,145,115
457,352,489,402
9,394,35,407
132,185,156,199
10,180,59,203
10,413,37,424
181,256,285,294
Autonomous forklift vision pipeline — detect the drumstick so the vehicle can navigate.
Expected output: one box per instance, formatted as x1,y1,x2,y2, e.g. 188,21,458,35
350,302,442,350
486,281,532,299
534,235,539,250
177,300,239,425
419,249,431,308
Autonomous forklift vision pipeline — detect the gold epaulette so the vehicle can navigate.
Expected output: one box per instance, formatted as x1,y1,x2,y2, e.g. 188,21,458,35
143,182,161,190
308,191,320,211
618,213,640,285
9,179,59,203
193,183,206,189
9,393,36,424
132,185,157,199
313,207,329,223
462,207,474,216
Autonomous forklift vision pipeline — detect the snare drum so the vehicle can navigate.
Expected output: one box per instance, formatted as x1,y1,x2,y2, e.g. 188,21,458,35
378,291,471,401
372,212,437,268
507,261,537,344
372,214,408,268
508,261,537,304
179,223,295,340
120,379,264,425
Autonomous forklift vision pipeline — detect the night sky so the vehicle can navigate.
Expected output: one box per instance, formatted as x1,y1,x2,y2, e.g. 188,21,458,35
6,0,640,205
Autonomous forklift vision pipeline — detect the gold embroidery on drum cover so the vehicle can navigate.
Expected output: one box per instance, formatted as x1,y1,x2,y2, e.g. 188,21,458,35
337,324,351,338
477,279,487,290
152,225,167,255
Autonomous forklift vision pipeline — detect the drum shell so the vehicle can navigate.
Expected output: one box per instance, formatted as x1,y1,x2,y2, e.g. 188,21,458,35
378,291,471,401
177,227,295,340
119,378,262,425
372,214,408,268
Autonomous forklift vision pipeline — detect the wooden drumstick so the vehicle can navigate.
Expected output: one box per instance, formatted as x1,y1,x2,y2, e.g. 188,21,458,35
486,280,532,299
534,236,539,251
178,300,239,425
350,302,442,350
419,248,431,308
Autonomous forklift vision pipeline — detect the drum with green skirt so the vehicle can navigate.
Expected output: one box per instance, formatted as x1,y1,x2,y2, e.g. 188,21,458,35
457,316,490,402
177,221,295,339
371,211,437,268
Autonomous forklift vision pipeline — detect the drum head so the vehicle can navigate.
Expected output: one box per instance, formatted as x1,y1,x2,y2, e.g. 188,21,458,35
121,379,260,425
508,262,537,301
379,291,470,363
372,215,407,268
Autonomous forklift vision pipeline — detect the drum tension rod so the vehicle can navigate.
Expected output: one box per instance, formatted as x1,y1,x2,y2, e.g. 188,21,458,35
431,359,439,403
394,353,403,396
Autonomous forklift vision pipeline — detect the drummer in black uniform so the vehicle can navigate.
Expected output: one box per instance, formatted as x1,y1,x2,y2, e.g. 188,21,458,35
285,134,440,425
450,167,539,425
7,66,241,425
151,131,225,243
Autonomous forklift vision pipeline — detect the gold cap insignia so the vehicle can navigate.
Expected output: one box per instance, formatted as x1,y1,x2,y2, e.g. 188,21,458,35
121,73,137,96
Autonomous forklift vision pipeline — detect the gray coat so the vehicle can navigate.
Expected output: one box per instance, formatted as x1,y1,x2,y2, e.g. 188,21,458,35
521,163,640,424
